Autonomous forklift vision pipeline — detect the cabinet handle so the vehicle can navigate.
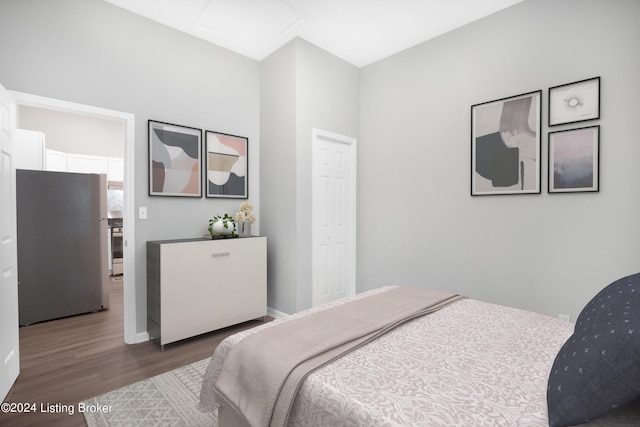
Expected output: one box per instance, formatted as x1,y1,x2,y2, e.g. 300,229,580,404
211,252,230,258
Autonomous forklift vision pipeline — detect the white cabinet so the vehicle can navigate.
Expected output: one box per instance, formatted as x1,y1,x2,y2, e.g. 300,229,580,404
45,149,67,172
44,149,123,181
15,129,45,170
108,157,124,182
17,128,124,180
147,236,267,347
67,153,108,175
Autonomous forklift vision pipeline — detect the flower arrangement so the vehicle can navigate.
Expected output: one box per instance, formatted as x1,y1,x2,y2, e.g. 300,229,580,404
234,202,256,225
234,202,255,236
208,213,237,238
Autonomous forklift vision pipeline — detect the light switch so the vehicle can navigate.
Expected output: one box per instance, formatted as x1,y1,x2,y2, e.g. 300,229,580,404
139,206,148,219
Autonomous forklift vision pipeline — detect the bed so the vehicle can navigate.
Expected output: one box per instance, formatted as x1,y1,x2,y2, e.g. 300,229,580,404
199,273,640,427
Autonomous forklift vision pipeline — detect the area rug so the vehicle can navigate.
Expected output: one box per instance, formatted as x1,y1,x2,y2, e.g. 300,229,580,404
83,359,217,426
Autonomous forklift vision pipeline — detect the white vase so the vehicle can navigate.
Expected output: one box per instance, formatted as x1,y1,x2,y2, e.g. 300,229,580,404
211,219,235,235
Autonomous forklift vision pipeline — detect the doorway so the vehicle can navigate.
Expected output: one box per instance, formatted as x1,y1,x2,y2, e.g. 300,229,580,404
11,91,137,344
311,128,357,306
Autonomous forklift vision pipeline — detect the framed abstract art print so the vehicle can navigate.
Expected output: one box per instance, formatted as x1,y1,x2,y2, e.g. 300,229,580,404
548,125,600,193
148,120,202,197
471,90,542,196
205,130,248,199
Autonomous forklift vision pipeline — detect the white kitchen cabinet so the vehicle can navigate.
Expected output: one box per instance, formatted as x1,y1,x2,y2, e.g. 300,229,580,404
45,149,67,172
44,149,123,181
147,236,267,347
108,157,124,182
66,152,109,175
15,129,45,170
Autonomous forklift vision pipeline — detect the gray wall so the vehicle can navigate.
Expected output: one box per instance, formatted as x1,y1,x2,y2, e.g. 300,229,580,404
0,0,261,335
260,42,299,314
358,0,640,320
294,39,360,311
261,39,359,314
2,0,638,332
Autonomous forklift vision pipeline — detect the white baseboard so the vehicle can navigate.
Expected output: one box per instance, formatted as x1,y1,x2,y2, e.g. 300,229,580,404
267,306,289,319
136,331,150,343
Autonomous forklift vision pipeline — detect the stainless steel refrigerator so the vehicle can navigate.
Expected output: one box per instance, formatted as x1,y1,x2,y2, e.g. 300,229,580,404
16,169,110,325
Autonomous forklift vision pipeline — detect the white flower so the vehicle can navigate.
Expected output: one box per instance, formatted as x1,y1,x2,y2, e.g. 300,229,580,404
235,202,255,224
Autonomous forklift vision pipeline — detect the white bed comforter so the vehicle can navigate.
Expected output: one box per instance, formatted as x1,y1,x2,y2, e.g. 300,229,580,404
199,287,637,426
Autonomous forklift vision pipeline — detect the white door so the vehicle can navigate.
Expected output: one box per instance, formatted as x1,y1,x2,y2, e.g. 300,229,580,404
312,129,356,306
0,82,20,402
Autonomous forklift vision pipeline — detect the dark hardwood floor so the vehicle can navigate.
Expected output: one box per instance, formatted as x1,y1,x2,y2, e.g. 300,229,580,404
2,277,268,427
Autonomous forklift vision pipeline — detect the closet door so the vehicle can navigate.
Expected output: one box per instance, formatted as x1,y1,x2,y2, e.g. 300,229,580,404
312,129,357,307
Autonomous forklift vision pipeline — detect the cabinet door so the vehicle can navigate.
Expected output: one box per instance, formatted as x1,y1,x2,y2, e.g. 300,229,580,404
160,240,223,344
219,237,267,326
108,157,124,182
45,149,67,172
15,129,45,170
66,153,108,174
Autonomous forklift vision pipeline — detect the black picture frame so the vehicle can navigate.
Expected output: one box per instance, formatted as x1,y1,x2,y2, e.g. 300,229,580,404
548,125,600,193
549,77,600,126
204,130,248,199
471,90,542,196
148,120,202,197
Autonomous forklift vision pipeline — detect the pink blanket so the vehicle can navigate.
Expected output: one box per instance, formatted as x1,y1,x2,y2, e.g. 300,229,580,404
213,287,463,427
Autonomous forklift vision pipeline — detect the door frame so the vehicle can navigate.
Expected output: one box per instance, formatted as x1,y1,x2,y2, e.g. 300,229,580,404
11,91,138,344
311,128,357,306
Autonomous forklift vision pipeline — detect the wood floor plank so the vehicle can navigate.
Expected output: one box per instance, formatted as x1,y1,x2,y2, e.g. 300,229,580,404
2,277,268,426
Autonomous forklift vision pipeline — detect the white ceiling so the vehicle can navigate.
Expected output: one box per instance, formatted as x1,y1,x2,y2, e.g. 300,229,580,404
104,0,524,68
